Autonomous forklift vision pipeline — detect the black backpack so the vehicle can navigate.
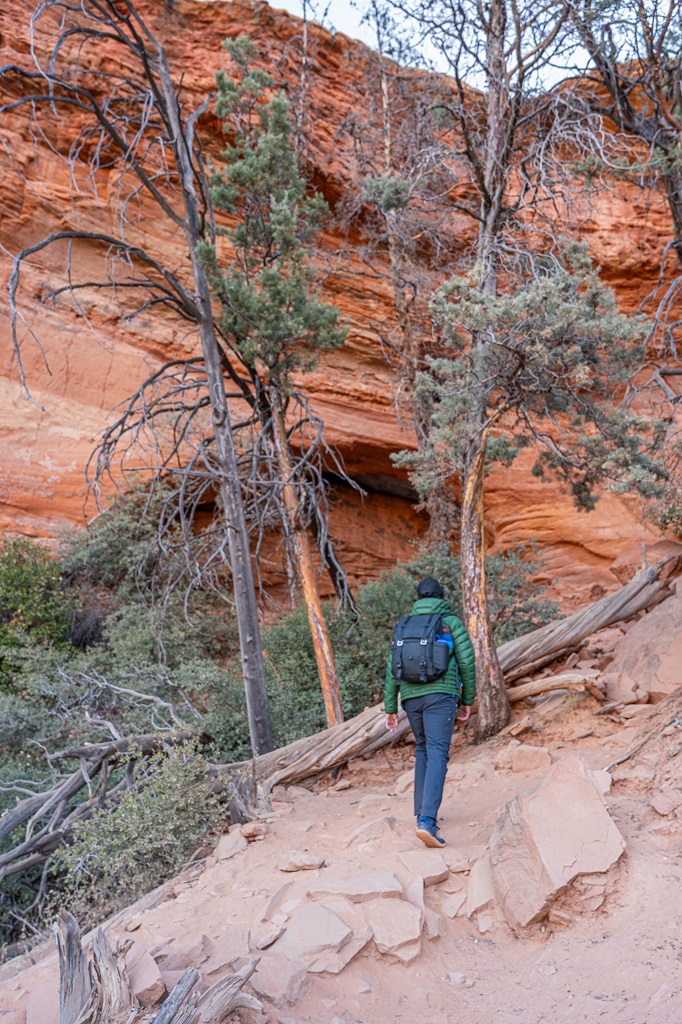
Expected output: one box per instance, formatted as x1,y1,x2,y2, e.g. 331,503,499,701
390,613,451,683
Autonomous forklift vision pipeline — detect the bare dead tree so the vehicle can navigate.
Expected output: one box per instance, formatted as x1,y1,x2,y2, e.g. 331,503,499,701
0,0,279,753
564,0,682,293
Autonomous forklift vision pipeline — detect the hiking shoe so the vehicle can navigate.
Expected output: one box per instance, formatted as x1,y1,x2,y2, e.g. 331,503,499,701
416,817,446,848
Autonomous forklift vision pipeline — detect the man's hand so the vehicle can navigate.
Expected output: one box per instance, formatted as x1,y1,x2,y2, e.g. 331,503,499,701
386,713,399,734
456,704,472,723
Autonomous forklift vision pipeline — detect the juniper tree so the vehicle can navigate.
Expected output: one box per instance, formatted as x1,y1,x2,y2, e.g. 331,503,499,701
399,245,667,735
199,38,348,727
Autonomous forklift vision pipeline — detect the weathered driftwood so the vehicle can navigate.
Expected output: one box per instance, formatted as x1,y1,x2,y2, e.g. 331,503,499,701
54,910,261,1024
506,670,603,704
498,553,682,681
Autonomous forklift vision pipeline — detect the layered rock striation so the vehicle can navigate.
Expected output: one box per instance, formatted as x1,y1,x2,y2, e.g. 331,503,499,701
0,0,677,598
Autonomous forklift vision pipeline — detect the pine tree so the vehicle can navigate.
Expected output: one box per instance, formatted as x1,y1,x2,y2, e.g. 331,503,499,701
200,38,347,727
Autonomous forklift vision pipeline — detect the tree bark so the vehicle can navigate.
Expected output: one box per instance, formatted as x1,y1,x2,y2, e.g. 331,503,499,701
459,433,510,739
155,51,273,756
269,387,344,728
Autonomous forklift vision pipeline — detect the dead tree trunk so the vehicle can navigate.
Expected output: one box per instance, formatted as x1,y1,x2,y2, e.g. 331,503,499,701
54,910,261,1024
269,388,344,728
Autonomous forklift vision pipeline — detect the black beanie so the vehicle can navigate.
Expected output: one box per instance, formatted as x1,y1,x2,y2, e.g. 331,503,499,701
417,577,444,599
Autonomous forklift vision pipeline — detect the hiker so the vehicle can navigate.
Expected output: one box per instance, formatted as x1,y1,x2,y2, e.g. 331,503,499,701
384,577,476,848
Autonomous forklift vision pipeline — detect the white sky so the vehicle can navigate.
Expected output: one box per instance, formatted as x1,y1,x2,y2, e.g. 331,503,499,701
267,1,379,49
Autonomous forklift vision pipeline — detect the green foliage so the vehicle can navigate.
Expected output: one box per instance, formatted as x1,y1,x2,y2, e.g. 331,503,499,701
205,544,559,755
400,245,666,511
53,742,223,928
0,538,71,689
199,36,346,389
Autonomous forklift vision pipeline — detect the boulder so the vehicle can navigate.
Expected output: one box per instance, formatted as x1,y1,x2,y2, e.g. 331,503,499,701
270,904,352,965
307,871,403,903
397,849,449,886
278,851,325,872
250,955,309,1008
605,590,682,702
488,753,625,932
363,899,422,964
511,744,552,773
125,939,166,1006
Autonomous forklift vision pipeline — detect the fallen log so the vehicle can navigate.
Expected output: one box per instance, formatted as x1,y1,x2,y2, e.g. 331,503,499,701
497,553,682,681
2,557,678,883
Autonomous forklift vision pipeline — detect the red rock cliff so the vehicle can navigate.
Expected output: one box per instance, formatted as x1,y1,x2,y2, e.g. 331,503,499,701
0,0,677,603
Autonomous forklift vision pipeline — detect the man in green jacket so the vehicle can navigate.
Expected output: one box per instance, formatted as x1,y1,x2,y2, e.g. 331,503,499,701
384,577,476,848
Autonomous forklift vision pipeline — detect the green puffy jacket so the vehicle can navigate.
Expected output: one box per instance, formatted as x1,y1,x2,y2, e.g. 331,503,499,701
383,596,476,713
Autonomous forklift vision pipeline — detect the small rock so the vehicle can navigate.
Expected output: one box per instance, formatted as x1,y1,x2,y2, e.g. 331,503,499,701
307,871,403,903
125,914,143,932
331,778,352,791
345,816,397,846
466,853,496,918
441,892,467,918
650,789,682,816
251,955,309,1008
241,822,268,842
256,916,288,950
364,899,422,964
278,851,326,872
424,908,446,939
495,741,521,771
397,849,449,886
261,882,295,922
271,904,352,964
214,830,249,861
125,940,166,1007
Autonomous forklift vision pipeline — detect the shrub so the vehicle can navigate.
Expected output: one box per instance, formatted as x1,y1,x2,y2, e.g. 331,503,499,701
53,741,224,927
0,538,71,689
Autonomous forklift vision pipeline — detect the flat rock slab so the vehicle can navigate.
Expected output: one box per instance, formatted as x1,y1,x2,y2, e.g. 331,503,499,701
309,901,373,974
250,955,309,1008
489,752,625,932
345,816,398,846
363,899,422,964
466,853,496,918
125,939,166,1007
397,849,449,886
650,788,682,816
511,744,552,773
307,871,403,903
271,904,352,964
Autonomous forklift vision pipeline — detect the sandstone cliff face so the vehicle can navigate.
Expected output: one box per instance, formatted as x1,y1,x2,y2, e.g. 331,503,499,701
0,0,676,600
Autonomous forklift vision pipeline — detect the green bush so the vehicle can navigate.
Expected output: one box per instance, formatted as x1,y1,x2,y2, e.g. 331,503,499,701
0,539,71,688
202,543,559,760
53,741,224,927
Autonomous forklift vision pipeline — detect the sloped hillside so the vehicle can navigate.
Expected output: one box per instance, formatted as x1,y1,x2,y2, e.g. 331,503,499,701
2,594,682,1024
